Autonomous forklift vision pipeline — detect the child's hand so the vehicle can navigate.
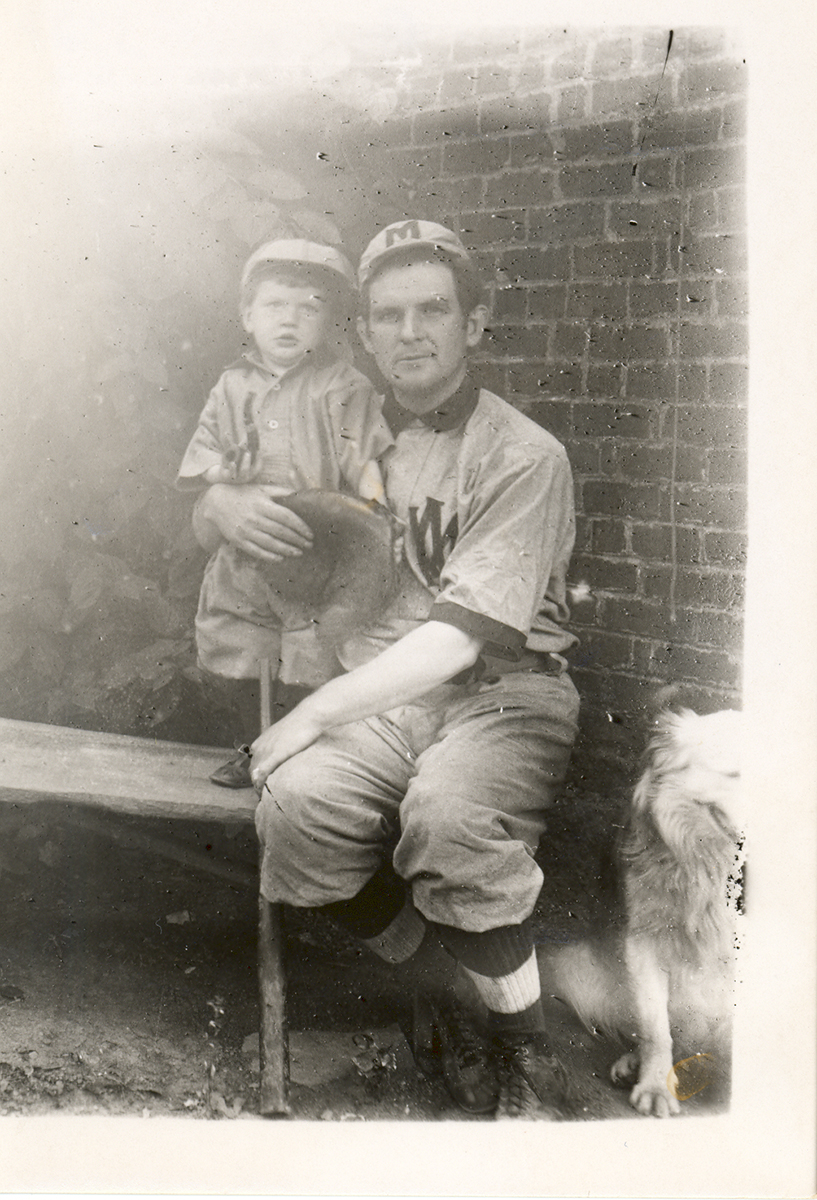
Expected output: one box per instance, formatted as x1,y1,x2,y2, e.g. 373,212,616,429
382,510,407,568
392,531,405,568
203,463,235,484
208,440,260,484
231,452,260,484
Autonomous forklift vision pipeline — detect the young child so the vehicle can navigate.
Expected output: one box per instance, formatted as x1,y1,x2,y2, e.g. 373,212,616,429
177,239,392,787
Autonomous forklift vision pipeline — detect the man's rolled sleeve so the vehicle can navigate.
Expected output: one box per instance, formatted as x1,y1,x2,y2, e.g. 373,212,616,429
429,601,526,659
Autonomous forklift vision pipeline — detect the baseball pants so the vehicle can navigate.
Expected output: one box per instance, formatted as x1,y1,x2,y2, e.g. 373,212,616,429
255,668,580,932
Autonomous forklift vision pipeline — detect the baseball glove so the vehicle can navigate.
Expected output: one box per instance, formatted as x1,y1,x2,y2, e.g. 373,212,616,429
254,490,400,644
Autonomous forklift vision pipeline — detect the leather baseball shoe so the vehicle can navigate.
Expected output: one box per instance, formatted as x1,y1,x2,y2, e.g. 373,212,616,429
432,1000,498,1115
494,1032,573,1119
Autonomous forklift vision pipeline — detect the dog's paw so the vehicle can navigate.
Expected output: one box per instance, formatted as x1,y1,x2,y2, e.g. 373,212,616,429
610,1051,639,1088
629,1077,681,1118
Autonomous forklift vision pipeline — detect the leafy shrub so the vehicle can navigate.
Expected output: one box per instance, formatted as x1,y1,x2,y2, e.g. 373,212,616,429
0,121,355,743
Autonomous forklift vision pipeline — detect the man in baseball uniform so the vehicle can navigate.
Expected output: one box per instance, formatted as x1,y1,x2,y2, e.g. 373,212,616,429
197,220,580,1118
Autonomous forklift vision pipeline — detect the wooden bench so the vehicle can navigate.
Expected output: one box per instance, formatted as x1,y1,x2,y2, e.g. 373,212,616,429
0,716,289,1116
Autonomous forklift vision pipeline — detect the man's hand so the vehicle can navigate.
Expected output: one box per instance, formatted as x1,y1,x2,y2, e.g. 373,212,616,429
249,620,483,794
250,705,326,793
193,483,314,562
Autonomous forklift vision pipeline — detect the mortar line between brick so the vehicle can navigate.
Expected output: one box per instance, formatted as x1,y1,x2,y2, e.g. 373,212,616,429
668,102,686,626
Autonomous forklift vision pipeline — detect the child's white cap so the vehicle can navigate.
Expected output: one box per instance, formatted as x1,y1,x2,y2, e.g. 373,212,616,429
241,239,355,292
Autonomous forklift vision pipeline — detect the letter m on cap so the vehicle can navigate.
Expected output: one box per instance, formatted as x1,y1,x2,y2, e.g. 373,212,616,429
384,220,423,248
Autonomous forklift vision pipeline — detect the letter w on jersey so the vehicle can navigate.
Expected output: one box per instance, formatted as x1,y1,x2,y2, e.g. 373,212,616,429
409,498,458,585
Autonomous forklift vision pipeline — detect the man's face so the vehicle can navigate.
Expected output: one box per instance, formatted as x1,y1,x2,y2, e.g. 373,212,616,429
358,260,485,413
242,279,329,370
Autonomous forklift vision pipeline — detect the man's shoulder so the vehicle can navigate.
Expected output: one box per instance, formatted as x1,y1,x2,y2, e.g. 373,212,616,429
473,387,568,460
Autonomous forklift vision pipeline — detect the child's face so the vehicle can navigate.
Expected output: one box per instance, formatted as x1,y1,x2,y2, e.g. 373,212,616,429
242,278,330,370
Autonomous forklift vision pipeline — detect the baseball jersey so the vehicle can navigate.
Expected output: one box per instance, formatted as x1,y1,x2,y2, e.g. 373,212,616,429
176,348,392,494
338,374,577,671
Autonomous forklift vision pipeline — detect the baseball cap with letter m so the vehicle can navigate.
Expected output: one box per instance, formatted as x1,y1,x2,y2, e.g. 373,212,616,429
357,220,472,288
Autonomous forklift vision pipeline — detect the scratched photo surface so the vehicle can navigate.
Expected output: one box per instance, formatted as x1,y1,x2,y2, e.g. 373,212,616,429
0,15,747,1135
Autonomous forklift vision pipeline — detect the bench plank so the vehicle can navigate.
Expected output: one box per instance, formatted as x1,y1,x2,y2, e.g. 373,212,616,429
0,718,256,823
0,717,288,1114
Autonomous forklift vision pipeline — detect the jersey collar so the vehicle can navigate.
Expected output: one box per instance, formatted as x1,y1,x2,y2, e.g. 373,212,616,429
382,373,481,435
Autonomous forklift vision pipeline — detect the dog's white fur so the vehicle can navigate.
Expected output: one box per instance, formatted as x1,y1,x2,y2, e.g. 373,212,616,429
540,708,743,1117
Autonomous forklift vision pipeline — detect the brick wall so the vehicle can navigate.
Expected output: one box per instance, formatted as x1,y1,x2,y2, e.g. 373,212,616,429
333,26,747,783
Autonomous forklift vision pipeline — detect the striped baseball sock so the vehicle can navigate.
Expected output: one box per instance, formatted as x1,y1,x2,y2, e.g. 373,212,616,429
318,862,425,964
434,922,547,1033
360,899,425,963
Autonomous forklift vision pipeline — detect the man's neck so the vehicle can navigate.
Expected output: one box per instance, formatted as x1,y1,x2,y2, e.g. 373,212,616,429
384,371,480,436
391,363,468,415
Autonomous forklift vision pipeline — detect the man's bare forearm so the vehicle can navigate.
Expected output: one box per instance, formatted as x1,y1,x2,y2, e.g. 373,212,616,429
310,621,482,728
250,621,483,786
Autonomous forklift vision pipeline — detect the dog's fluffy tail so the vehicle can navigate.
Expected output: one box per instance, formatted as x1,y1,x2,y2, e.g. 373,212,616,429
538,937,636,1043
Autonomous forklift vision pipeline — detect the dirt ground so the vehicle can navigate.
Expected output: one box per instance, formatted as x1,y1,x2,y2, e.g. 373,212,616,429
0,786,729,1124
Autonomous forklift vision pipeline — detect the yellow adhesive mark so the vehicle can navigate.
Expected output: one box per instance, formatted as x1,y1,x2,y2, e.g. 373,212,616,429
669,1052,716,1101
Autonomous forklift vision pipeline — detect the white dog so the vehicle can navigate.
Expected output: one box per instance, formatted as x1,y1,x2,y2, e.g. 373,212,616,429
540,708,743,1117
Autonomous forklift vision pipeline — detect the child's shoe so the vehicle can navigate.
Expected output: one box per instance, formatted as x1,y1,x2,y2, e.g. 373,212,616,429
209,746,253,788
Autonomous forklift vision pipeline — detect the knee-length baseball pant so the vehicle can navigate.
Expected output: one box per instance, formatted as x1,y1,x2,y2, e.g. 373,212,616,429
255,670,580,932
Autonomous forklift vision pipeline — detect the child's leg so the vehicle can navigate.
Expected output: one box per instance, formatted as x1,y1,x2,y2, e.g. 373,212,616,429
195,546,321,783
199,673,258,788
279,625,343,690
231,677,264,744
195,545,279,785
